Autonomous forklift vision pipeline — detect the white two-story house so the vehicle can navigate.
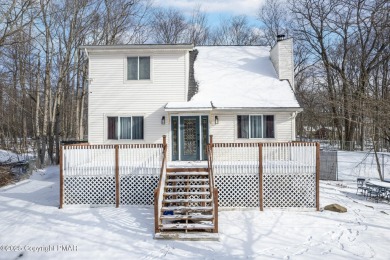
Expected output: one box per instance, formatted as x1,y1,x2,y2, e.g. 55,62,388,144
81,37,302,161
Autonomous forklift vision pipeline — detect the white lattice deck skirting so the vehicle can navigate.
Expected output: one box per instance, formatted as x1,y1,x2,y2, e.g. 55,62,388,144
61,142,319,209
61,144,163,207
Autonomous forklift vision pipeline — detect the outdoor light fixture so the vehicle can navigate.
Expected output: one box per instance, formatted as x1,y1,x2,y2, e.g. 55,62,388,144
215,116,219,124
161,116,165,125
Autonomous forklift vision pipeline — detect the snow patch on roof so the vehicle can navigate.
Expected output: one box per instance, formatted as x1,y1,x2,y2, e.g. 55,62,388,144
190,46,300,109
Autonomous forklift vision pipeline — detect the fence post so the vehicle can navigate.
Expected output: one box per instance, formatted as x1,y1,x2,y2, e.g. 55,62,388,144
259,143,263,211
316,143,320,211
382,154,385,180
162,135,166,147
115,145,120,208
59,145,64,209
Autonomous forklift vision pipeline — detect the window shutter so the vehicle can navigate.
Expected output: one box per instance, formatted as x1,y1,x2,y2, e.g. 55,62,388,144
107,117,118,139
132,116,144,139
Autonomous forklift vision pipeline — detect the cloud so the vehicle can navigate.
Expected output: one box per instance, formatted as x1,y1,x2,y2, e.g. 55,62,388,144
153,0,265,18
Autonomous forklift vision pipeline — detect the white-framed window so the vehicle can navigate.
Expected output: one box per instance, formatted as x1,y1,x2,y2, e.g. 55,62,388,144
127,56,150,80
237,115,275,139
107,116,144,140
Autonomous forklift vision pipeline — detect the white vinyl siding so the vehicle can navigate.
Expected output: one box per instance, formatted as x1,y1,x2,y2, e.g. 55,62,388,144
88,51,187,144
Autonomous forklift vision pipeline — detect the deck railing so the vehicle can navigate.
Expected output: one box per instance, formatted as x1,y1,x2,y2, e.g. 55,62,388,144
262,142,317,174
212,143,259,174
209,139,320,210
60,142,164,208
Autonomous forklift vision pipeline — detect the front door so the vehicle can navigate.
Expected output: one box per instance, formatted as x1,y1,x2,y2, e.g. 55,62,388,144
180,116,200,161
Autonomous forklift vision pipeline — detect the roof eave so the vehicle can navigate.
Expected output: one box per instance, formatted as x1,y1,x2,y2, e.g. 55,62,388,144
79,44,194,52
165,107,213,112
213,107,303,112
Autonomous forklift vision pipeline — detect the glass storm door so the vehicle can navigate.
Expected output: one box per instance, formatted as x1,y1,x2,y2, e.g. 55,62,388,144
180,116,200,161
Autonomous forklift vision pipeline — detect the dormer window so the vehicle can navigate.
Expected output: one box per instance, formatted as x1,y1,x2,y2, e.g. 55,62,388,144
127,56,150,80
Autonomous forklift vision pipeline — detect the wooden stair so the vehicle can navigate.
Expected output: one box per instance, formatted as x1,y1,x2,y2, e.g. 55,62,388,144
155,167,219,240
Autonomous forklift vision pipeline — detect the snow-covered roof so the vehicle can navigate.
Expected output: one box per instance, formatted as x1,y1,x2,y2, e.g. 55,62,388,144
165,46,301,111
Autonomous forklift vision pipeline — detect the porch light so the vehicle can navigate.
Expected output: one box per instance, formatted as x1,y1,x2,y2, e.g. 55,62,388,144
215,116,219,124
161,116,165,125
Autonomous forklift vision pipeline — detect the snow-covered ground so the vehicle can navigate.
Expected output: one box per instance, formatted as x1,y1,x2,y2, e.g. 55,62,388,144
0,149,34,164
1,152,390,259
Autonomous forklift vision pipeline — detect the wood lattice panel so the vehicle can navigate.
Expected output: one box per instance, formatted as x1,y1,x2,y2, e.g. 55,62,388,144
263,173,316,208
215,174,259,208
64,176,115,205
120,175,159,205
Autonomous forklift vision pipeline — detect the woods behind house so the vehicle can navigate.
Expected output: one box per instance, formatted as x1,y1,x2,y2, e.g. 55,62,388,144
0,0,389,167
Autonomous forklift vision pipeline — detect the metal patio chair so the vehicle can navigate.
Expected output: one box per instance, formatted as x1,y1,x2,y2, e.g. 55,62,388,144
366,183,381,202
356,178,368,196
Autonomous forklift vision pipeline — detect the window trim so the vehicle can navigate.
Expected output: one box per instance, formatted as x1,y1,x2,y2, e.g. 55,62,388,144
105,115,144,141
124,55,152,83
237,114,275,139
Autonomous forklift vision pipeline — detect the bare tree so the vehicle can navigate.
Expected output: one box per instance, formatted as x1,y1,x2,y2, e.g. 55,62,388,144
209,15,262,45
0,0,35,46
185,6,209,45
257,0,290,46
151,7,187,44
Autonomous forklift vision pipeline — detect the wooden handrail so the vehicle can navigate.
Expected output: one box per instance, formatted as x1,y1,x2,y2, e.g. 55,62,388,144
154,135,167,233
206,135,218,233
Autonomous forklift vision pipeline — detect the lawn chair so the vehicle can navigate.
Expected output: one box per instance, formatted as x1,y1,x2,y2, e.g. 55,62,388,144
356,178,368,196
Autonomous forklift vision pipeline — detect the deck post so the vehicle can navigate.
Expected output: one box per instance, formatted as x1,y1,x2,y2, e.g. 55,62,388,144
316,142,320,211
162,135,166,147
259,143,263,211
59,145,64,209
115,145,120,208
213,188,218,233
154,189,159,233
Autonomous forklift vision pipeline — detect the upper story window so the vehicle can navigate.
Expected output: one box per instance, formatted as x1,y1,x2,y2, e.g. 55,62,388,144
107,116,144,140
127,56,150,80
237,115,275,139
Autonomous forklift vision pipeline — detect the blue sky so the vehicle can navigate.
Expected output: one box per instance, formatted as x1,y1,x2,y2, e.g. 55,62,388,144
153,0,265,26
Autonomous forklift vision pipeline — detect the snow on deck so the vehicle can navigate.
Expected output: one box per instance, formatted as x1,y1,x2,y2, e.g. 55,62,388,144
1,152,390,259
166,46,301,110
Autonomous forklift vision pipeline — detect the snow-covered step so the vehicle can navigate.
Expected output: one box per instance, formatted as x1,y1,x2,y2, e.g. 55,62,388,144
166,178,209,183
161,215,213,220
166,167,208,172
159,223,214,230
163,198,212,203
161,206,213,212
165,185,209,189
164,191,210,196
167,172,209,176
154,232,219,241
